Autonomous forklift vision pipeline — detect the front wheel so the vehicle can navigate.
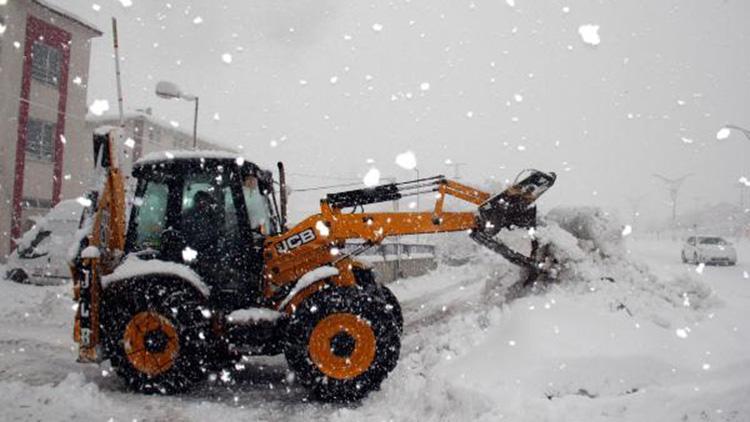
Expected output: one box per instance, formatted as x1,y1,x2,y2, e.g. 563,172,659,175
284,287,400,402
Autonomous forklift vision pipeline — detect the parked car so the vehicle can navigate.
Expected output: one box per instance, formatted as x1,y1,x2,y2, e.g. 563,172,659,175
4,200,84,284
681,236,737,266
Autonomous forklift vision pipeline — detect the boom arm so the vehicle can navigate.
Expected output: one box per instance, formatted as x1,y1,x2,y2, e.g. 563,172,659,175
263,171,556,298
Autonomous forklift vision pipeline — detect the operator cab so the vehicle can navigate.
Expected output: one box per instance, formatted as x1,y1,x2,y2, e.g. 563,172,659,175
125,151,281,310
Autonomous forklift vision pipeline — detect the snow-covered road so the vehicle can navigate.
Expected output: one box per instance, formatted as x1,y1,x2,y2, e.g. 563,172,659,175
0,238,748,421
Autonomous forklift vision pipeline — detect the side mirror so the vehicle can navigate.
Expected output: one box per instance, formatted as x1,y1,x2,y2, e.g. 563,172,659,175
277,161,288,231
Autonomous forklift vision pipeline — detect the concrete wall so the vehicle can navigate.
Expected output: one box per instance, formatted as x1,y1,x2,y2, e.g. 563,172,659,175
368,257,438,284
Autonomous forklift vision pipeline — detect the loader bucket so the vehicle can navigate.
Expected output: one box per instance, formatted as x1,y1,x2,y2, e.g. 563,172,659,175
471,170,556,284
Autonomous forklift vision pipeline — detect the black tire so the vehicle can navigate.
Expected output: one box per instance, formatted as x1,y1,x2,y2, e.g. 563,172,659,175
681,252,687,263
101,279,211,394
284,286,400,402
378,285,403,335
353,268,403,334
7,268,30,284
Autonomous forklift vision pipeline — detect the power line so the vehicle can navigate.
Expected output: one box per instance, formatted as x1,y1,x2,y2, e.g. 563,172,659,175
287,171,361,182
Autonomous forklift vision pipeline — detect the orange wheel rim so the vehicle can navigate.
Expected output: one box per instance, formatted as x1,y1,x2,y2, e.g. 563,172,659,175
308,313,376,380
123,311,179,376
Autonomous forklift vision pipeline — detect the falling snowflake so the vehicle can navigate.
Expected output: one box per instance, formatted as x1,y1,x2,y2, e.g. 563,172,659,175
363,168,381,187
169,120,179,128
213,112,220,121
621,225,632,236
395,150,418,170
124,137,135,148
716,127,731,140
193,16,203,24
675,328,688,339
681,137,694,144
330,76,339,84
76,197,92,207
505,0,515,6
88,99,109,116
182,247,198,262
420,82,431,91
695,263,705,274
0,22,6,35
372,23,384,32
118,0,132,7
73,76,82,85
315,220,330,237
514,93,523,102
578,24,601,46
92,4,101,11
221,53,232,64
738,176,750,187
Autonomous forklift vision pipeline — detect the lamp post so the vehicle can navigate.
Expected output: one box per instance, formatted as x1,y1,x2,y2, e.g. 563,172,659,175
653,173,692,225
155,81,199,149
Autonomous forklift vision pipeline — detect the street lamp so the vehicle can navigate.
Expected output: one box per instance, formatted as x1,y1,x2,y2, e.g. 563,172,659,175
722,124,750,141
155,81,199,149
653,173,692,225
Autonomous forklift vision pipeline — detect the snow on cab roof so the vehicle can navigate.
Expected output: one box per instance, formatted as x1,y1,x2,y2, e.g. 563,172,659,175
135,150,246,166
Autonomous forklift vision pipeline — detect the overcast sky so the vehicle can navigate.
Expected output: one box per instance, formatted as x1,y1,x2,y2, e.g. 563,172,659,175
50,0,750,223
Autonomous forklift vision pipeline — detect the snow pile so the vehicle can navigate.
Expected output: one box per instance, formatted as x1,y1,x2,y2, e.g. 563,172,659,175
481,207,717,329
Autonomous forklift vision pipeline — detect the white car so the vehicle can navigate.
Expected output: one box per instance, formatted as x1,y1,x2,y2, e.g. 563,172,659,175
681,236,737,266
4,200,84,284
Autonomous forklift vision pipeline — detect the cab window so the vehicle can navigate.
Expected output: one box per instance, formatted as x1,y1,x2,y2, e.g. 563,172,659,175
131,180,169,250
242,176,273,234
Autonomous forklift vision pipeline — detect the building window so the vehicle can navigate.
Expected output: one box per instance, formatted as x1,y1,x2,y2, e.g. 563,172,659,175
31,41,62,86
26,118,56,161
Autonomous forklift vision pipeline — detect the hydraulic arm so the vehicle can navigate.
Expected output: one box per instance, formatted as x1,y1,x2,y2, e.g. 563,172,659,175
263,171,556,298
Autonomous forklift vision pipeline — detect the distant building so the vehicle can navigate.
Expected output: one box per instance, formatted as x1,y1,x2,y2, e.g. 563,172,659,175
0,0,101,261
85,111,236,179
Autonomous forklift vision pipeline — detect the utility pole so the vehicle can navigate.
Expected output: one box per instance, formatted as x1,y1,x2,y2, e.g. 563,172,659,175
448,162,467,179
653,173,692,225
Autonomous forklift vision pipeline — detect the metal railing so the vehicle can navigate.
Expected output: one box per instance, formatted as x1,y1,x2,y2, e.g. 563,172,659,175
344,242,436,260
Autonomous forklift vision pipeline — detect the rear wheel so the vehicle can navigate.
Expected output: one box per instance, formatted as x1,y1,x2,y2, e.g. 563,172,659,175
284,287,400,402
102,280,210,394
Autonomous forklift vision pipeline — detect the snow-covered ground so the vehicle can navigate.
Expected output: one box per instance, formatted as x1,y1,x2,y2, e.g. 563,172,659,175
0,238,748,421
